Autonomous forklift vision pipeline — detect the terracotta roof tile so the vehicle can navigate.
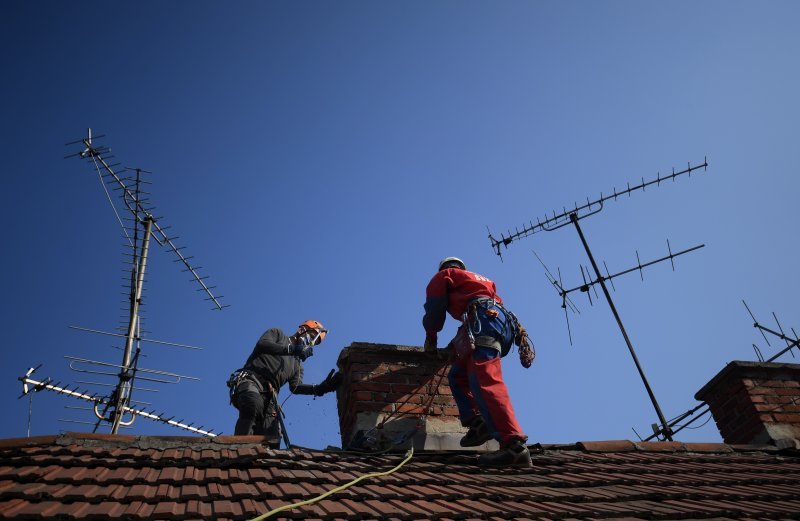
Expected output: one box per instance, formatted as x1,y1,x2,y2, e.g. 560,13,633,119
577,440,637,452
2,434,800,519
184,499,213,518
683,442,734,453
152,500,186,519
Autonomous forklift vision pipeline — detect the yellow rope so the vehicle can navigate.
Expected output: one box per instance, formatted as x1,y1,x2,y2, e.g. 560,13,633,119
249,447,414,521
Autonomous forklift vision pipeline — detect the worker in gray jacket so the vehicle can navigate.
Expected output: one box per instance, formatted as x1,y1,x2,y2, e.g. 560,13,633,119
231,320,341,437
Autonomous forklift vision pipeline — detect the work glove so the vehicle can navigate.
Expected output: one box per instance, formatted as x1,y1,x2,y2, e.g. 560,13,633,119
289,342,314,361
424,335,437,353
313,369,343,396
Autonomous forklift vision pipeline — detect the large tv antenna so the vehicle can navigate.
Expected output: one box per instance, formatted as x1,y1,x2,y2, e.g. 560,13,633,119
492,159,709,441
18,129,226,436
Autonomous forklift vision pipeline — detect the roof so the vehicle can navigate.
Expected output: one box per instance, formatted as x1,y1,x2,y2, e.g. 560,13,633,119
1,433,800,520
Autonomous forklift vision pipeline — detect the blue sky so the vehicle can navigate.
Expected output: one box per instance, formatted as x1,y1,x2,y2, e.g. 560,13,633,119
2,1,799,448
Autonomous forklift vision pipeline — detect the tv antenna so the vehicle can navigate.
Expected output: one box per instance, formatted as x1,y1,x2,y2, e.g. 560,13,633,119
632,301,799,442
536,241,705,346
18,129,227,436
18,366,219,437
493,159,710,441
743,301,799,362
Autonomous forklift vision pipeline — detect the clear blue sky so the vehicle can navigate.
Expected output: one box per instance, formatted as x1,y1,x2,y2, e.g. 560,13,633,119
2,1,799,448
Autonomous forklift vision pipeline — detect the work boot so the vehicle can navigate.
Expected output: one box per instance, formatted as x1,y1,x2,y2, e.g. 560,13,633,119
477,439,532,468
460,417,492,447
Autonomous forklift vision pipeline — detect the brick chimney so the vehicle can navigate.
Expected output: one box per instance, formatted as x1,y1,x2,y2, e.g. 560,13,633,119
335,342,497,451
695,361,800,448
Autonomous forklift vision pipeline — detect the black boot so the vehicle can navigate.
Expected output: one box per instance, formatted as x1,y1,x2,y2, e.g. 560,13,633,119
459,417,492,447
477,439,532,468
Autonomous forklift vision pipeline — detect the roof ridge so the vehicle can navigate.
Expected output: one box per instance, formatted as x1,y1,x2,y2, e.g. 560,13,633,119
0,434,790,456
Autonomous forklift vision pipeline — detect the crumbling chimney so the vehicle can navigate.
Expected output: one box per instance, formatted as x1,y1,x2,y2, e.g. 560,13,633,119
695,361,800,448
335,342,497,451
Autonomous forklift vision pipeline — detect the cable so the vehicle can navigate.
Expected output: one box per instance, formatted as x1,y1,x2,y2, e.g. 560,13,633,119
90,154,133,246
248,447,414,521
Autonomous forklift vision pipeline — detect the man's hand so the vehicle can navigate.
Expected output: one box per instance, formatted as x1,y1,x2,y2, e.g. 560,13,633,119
424,336,437,353
290,343,314,361
314,369,343,396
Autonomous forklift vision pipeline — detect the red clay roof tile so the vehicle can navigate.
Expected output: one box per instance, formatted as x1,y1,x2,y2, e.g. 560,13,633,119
577,440,636,452
1,434,800,519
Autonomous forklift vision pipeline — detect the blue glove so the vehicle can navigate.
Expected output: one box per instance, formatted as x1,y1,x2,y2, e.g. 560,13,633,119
290,343,314,361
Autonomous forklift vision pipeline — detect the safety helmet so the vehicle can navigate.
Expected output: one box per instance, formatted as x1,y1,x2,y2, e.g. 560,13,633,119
438,256,466,271
298,320,327,345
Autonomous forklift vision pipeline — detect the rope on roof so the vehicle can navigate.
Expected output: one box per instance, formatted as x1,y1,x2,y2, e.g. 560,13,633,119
248,447,414,521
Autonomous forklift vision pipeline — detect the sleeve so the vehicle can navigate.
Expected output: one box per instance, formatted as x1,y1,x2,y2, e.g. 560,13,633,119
288,360,307,394
253,328,291,355
422,271,450,338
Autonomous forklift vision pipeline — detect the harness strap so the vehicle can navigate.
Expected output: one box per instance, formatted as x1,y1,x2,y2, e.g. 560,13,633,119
465,300,536,368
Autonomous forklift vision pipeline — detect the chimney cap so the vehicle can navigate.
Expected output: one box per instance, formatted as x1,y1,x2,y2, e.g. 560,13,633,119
695,360,800,402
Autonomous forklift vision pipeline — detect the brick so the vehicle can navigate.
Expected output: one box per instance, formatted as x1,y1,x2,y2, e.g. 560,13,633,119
396,404,427,414
773,413,800,423
349,363,381,373
353,382,391,392
354,402,394,413
353,391,374,401
382,372,410,384
385,392,424,404
349,372,373,383
392,383,426,393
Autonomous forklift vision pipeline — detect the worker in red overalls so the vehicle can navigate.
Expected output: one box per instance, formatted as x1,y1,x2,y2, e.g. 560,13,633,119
423,257,532,468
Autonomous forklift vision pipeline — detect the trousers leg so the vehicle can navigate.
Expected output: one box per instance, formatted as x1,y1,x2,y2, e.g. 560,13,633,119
234,389,264,435
468,347,527,446
448,354,479,426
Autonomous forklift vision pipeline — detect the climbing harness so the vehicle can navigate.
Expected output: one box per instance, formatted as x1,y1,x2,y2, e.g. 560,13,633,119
457,299,536,368
227,369,292,447
226,369,256,407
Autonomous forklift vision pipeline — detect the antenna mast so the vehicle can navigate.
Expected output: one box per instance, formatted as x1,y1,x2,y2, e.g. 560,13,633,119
19,129,228,436
495,159,710,441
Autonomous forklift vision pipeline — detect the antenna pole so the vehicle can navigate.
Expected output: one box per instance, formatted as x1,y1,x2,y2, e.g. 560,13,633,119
111,216,153,434
570,213,673,441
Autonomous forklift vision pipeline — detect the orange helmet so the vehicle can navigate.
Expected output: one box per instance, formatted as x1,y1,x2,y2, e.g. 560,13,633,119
298,320,327,345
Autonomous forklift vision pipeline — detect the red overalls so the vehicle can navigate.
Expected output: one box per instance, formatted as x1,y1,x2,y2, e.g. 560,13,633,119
423,268,527,447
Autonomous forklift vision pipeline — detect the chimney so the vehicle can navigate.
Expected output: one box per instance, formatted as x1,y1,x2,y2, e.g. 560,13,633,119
335,342,497,451
695,361,800,447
